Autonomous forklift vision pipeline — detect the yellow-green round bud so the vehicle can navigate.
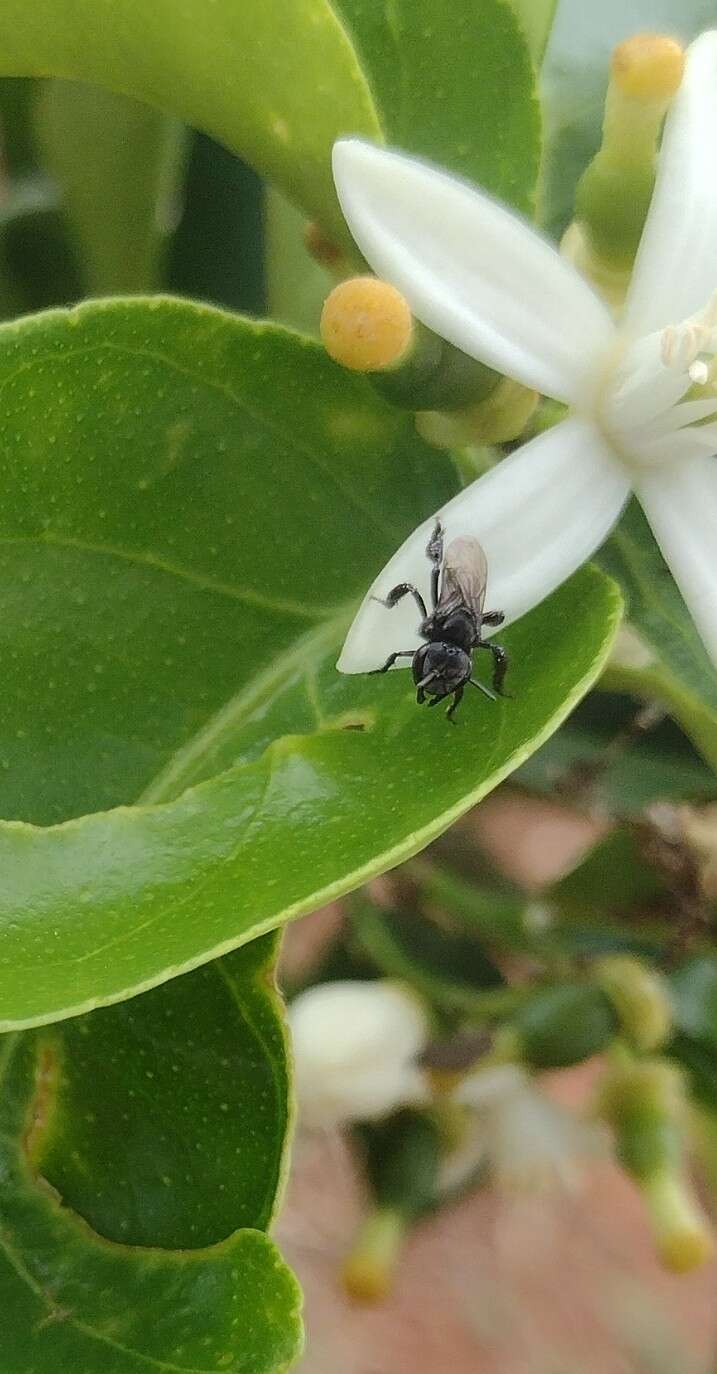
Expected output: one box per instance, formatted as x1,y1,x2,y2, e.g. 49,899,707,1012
595,955,673,1052
598,1058,715,1273
572,32,685,276
321,276,414,373
416,377,539,450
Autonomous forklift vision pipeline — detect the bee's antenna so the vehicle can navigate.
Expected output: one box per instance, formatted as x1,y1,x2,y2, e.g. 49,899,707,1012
468,677,497,702
417,670,439,690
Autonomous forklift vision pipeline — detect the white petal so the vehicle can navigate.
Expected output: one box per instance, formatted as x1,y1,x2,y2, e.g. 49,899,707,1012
646,397,717,437
638,424,717,467
635,454,717,668
337,417,630,673
606,332,694,435
625,32,717,335
333,140,614,404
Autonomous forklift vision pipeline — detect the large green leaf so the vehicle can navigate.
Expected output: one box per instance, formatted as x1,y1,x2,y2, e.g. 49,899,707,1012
0,935,302,1373
599,502,717,770
0,298,621,1028
330,0,540,213
0,0,380,243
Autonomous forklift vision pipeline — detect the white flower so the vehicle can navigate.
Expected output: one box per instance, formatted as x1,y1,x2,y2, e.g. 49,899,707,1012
442,1065,606,1195
288,979,430,1131
332,32,717,673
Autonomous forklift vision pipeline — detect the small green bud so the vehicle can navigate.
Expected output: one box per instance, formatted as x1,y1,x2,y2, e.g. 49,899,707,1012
566,33,685,296
595,956,673,1052
598,1059,715,1273
416,377,539,450
345,1109,442,1301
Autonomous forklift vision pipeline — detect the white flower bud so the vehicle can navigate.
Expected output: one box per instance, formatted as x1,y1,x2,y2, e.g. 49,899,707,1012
288,980,430,1130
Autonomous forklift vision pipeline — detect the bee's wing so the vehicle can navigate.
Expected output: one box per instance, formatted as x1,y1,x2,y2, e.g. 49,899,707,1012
437,537,488,620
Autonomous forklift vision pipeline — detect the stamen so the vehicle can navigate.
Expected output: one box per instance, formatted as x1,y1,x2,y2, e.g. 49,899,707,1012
660,291,717,384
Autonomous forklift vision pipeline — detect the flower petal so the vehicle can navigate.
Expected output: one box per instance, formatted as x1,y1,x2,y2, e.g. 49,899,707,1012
634,453,717,668
624,31,717,335
337,417,629,673
333,140,614,404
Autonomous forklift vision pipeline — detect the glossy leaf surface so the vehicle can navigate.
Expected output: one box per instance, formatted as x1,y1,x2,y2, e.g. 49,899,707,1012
331,0,541,212
0,298,621,1028
0,935,302,1372
0,0,380,243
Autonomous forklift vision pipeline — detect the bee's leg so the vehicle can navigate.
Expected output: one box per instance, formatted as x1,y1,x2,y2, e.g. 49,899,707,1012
426,520,444,609
476,640,510,696
445,685,464,722
482,609,505,627
369,650,415,675
372,583,428,619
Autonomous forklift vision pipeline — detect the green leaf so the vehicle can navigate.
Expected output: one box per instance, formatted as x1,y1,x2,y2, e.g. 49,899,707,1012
508,0,558,64
35,81,185,295
0,0,381,243
34,935,290,1248
541,0,716,233
599,502,717,770
331,0,541,212
0,937,302,1373
0,297,621,1028
512,981,617,1068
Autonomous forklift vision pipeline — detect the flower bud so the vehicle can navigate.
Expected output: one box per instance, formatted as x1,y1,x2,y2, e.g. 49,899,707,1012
288,979,430,1131
345,1108,441,1300
415,377,538,450
595,955,673,1052
598,1058,715,1272
567,33,685,295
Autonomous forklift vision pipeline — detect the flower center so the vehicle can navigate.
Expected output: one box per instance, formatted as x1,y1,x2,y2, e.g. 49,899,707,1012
660,290,717,386
595,291,717,472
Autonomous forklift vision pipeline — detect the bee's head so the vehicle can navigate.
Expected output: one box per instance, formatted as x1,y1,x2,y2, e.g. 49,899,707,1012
413,642,471,695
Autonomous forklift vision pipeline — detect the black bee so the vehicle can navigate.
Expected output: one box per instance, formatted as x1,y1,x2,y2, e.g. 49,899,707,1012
370,519,509,722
